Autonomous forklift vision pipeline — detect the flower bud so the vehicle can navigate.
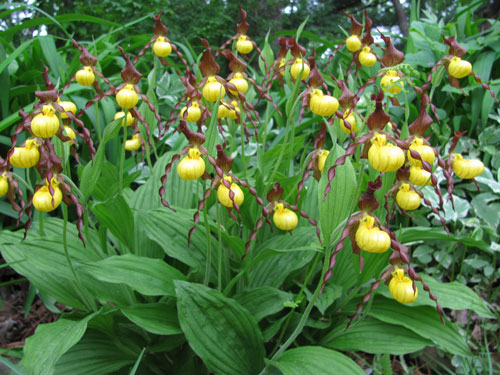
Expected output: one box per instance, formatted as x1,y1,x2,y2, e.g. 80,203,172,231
114,111,135,127
236,35,253,54
125,134,141,151
0,174,8,197
217,176,244,208
177,147,205,180
153,36,172,57
448,56,472,79
273,203,298,231
380,70,403,94
203,77,226,102
309,89,339,117
31,105,60,138
355,214,390,253
9,139,39,168
116,84,139,109
33,178,62,212
451,154,484,179
396,183,421,211
368,134,405,172
345,35,361,52
180,101,202,122
317,149,329,173
409,166,431,186
290,58,310,81
75,66,95,86
389,268,418,304
359,46,376,67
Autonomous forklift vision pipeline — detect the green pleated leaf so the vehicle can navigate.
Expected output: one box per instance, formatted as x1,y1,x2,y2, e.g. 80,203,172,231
363,296,471,356
175,281,265,375
137,208,217,274
39,36,66,81
377,275,494,319
271,346,365,375
322,317,433,354
318,144,357,245
234,287,294,322
24,312,99,375
121,303,182,335
92,194,135,252
249,227,318,288
54,329,135,375
80,119,121,202
82,254,185,296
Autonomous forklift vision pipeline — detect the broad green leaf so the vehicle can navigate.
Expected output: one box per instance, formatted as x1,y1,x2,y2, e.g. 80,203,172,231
39,36,66,81
175,281,265,375
258,32,274,75
80,119,121,201
271,346,365,375
471,192,500,230
121,303,182,335
322,317,433,354
92,194,135,252
400,227,490,253
82,254,185,296
24,312,98,375
234,287,294,322
0,39,35,75
137,208,218,276
54,329,135,375
249,227,318,288
378,275,494,318
318,144,356,245
362,296,471,356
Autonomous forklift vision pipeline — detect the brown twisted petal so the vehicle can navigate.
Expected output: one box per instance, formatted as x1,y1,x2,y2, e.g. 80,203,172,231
307,50,324,88
237,6,250,35
358,176,382,212
118,46,142,84
267,182,284,203
380,33,404,67
153,14,168,36
220,49,246,73
216,144,234,173
367,91,391,131
42,64,55,89
178,121,205,146
35,90,58,103
448,130,467,154
443,36,466,57
199,38,220,76
345,12,363,36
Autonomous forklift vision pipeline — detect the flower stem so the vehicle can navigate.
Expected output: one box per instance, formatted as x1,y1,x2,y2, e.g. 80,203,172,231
217,202,223,291
119,119,127,192
203,181,212,286
62,204,96,311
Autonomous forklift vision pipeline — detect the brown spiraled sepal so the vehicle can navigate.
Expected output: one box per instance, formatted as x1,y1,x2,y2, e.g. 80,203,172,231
35,90,58,103
237,5,250,35
396,166,410,181
117,46,142,84
178,121,205,146
308,50,324,87
443,36,466,57
220,49,246,72
409,100,434,136
346,12,363,35
380,33,404,67
277,37,289,58
216,144,233,173
200,38,220,76
267,182,284,202
153,14,168,36
72,39,98,66
358,176,382,212
366,91,391,131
